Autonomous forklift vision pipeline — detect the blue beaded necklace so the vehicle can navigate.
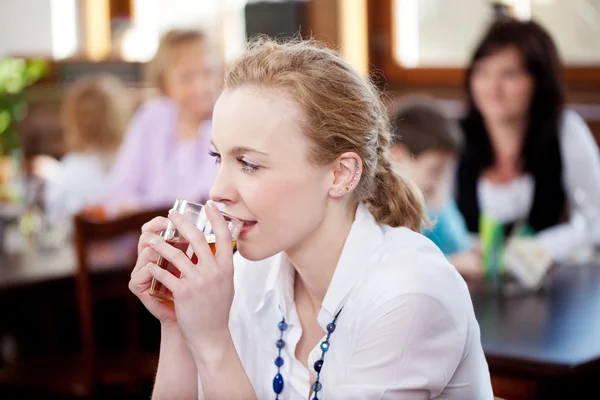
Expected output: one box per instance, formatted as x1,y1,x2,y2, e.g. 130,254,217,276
273,309,342,400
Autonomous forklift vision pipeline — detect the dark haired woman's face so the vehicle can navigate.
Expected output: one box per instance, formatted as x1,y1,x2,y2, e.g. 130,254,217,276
470,46,534,124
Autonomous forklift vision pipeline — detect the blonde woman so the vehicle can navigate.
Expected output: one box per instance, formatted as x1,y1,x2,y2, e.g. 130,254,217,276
107,29,220,212
129,39,494,399
44,74,129,223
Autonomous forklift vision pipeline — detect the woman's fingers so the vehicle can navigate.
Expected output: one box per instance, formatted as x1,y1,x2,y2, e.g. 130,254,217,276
131,246,159,277
205,201,236,269
129,262,153,294
148,263,181,293
141,216,170,234
139,217,170,254
167,211,214,266
150,236,198,279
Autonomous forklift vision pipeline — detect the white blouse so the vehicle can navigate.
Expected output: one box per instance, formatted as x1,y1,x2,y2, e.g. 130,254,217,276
478,109,600,261
199,204,494,399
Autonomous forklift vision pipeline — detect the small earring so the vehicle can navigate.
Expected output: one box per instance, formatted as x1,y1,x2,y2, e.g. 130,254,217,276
355,162,360,167
345,187,349,191
355,170,360,174
338,189,343,194
353,177,357,181
350,183,354,188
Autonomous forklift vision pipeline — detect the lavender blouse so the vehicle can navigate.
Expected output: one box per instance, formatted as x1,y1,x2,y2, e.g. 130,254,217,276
106,97,218,210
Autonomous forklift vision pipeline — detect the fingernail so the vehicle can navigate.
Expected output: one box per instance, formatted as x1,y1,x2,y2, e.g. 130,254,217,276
207,200,217,211
150,237,160,246
168,209,175,215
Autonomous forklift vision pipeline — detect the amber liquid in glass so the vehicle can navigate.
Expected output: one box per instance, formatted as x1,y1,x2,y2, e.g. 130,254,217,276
149,236,236,306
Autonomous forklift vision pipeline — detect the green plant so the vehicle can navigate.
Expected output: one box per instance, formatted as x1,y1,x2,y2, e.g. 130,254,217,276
0,58,48,155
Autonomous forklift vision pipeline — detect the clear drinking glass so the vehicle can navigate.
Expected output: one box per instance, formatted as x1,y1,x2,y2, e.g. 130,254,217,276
149,199,243,305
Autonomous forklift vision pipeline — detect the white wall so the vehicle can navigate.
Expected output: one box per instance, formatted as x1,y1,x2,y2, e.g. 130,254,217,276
0,0,53,58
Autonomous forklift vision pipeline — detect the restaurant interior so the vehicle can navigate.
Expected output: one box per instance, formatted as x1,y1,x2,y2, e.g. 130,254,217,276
0,0,599,399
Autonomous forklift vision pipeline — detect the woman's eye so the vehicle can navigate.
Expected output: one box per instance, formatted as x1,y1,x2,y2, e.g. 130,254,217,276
238,157,260,174
208,150,221,165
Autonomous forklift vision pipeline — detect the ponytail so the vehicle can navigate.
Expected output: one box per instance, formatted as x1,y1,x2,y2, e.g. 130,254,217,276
368,155,427,231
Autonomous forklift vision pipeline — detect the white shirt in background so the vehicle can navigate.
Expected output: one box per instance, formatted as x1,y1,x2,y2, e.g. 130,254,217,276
44,152,113,224
478,109,600,261
199,204,494,400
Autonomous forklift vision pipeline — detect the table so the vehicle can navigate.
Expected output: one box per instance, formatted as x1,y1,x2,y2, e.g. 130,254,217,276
0,235,137,291
473,264,600,399
0,245,76,290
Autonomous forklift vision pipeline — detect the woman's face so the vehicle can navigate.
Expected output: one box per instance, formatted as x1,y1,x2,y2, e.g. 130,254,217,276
209,87,339,261
163,40,218,120
470,46,534,125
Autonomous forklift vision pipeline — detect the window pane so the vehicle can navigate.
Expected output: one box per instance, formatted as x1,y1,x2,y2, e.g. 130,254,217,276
392,0,600,68
393,0,493,68
532,0,600,65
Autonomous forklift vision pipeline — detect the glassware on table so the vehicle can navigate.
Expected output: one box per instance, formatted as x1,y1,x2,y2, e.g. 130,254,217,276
569,188,599,265
149,199,243,306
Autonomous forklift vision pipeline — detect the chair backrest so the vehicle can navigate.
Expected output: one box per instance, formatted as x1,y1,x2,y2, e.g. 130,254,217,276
72,206,170,392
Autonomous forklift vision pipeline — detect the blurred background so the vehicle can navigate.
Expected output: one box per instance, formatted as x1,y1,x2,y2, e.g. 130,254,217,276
0,0,599,399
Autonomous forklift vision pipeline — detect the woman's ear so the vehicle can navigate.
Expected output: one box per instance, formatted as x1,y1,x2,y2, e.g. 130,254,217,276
328,152,362,198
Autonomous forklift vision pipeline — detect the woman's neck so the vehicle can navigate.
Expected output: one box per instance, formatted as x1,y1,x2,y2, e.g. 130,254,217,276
485,117,527,169
177,109,204,141
286,203,357,315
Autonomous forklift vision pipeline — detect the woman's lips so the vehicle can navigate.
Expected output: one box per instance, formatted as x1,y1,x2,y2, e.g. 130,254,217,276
239,220,257,236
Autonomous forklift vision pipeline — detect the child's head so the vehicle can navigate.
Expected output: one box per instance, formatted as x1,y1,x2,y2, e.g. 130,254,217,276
61,74,129,154
145,29,218,120
389,96,463,206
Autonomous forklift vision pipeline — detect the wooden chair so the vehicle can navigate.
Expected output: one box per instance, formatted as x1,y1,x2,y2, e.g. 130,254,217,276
0,207,169,398
72,207,170,397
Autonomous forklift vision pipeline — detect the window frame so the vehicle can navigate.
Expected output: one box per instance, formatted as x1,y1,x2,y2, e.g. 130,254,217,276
367,0,600,90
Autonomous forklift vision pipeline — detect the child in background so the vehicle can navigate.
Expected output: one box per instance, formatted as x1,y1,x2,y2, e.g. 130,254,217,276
389,96,483,281
43,74,130,224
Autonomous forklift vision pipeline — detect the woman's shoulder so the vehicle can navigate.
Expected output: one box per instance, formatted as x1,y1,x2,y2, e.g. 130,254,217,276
559,108,598,154
362,226,473,320
561,107,587,127
59,152,109,174
559,108,594,140
132,96,177,121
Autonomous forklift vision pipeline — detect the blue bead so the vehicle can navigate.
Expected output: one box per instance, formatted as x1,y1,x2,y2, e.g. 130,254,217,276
276,339,286,349
320,341,330,352
278,321,288,331
313,397,319,400
312,381,322,392
275,356,284,367
273,373,284,394
326,323,336,333
313,359,323,373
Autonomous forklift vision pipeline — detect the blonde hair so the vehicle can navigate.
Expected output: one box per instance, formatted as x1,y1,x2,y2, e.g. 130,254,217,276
61,74,129,154
225,37,426,231
145,29,206,94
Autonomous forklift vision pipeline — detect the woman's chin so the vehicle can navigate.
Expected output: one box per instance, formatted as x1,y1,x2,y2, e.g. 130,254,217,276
236,240,279,262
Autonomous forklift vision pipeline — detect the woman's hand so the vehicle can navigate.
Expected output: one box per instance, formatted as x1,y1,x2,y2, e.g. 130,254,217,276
129,216,178,327
449,250,484,283
148,201,236,361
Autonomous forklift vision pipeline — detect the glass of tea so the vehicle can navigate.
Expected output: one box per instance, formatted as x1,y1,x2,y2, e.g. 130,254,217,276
149,199,243,305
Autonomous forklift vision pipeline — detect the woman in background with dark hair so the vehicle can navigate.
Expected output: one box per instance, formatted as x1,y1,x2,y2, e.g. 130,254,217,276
457,19,600,262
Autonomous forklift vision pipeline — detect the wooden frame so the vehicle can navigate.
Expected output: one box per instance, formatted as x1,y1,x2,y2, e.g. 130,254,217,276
367,0,600,90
